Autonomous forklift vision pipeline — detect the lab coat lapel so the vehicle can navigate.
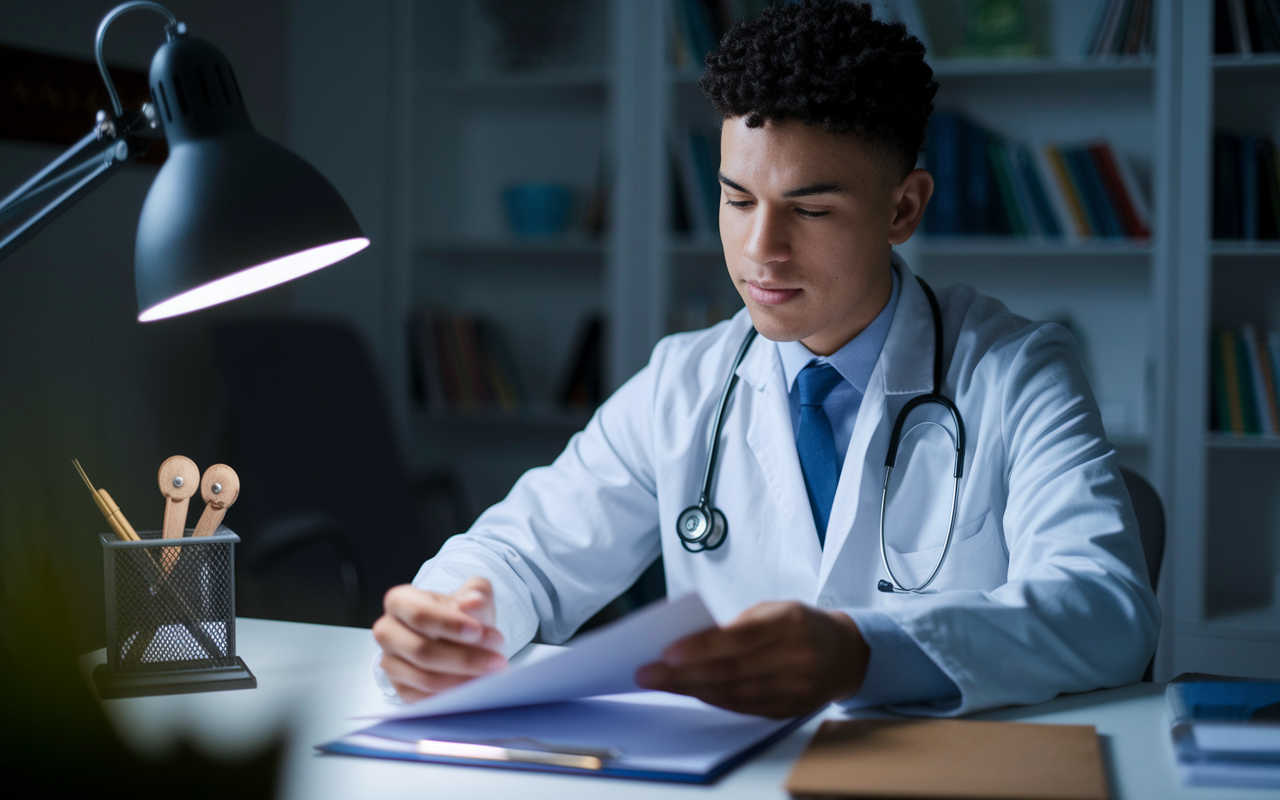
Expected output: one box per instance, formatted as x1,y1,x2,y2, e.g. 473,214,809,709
736,336,824,578
818,260,937,587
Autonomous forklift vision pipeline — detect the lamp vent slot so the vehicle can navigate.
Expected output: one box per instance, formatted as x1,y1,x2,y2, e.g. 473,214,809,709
156,83,172,122
214,63,231,105
172,75,190,117
227,64,244,107
196,67,213,110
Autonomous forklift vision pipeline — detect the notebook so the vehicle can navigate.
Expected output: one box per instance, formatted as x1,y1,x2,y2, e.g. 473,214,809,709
785,718,1109,799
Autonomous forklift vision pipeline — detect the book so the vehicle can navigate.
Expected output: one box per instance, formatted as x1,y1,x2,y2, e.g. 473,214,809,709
924,111,963,235
1089,142,1149,238
559,315,604,409
1211,329,1232,432
1066,146,1123,238
989,140,1029,236
1240,324,1274,434
1044,144,1093,237
1168,679,1280,788
411,310,529,414
1219,328,1248,434
1011,142,1062,238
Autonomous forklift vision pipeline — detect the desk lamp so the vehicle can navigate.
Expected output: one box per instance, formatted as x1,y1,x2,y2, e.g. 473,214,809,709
0,1,369,321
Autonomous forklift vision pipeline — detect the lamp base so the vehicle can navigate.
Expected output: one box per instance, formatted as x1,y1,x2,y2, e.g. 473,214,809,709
93,657,256,699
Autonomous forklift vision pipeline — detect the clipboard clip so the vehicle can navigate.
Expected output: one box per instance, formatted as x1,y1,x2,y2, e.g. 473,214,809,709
414,737,623,770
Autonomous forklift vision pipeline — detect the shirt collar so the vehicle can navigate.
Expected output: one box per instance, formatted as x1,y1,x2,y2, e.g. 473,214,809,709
777,263,901,395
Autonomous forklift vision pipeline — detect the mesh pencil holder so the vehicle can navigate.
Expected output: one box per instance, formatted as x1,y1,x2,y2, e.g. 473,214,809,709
93,527,256,699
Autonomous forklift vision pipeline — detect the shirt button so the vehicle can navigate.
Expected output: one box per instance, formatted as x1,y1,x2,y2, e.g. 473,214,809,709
818,596,835,609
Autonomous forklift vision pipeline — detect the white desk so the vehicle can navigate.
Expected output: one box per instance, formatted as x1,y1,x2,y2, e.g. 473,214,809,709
91,618,1279,799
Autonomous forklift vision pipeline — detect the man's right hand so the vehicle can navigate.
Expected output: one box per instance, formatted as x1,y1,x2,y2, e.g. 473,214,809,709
373,576,507,703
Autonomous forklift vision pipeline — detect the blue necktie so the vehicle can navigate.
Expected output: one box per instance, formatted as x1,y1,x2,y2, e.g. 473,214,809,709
796,362,844,547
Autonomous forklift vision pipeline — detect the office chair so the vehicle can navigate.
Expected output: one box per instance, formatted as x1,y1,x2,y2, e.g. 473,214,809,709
212,318,469,627
1119,466,1165,681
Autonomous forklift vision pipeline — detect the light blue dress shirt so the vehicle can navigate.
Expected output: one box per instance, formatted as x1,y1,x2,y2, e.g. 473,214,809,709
776,265,960,709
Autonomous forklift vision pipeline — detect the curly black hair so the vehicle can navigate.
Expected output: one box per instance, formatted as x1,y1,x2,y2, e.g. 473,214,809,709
699,0,937,177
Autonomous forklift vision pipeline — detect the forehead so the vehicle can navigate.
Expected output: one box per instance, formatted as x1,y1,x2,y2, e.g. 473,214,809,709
719,117,885,189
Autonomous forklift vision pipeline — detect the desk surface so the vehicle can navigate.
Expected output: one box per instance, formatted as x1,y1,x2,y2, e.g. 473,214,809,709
90,618,1278,800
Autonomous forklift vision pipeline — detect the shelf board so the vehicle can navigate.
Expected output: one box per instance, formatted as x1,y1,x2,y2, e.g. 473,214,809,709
1212,240,1280,256
417,236,606,258
415,66,609,94
929,56,1154,78
670,58,1154,84
914,237,1152,258
1214,53,1280,71
1207,432,1280,450
1197,607,1280,642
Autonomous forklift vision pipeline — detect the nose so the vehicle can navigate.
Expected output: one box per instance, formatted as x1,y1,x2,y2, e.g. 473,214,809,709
742,204,791,266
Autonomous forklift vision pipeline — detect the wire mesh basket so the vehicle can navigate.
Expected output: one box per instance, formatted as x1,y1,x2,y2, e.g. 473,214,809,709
93,527,255,698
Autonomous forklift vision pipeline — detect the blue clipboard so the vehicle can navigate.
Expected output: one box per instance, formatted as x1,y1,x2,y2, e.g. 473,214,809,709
317,695,816,784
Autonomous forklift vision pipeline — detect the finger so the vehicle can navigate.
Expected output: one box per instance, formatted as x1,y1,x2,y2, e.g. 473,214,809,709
375,614,506,676
381,652,477,697
662,618,783,667
384,584,487,644
647,647,814,691
453,577,498,629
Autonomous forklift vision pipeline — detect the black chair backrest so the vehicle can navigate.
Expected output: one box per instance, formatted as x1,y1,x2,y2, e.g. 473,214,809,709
213,318,438,620
1120,466,1165,593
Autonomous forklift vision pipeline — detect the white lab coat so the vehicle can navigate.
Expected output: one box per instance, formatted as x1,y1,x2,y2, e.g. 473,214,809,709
414,260,1161,715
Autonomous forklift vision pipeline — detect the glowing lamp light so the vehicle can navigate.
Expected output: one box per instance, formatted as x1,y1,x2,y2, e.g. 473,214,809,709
138,237,369,322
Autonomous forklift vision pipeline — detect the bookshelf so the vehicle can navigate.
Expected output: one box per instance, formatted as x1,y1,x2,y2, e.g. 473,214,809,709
351,0,1280,681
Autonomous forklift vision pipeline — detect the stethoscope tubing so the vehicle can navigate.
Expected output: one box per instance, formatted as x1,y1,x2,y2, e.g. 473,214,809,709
677,276,966,592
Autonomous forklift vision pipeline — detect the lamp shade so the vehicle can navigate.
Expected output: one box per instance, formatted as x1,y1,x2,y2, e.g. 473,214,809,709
135,34,367,322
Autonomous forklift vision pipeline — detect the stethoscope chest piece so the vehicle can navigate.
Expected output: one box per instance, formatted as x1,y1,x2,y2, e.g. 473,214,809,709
677,502,727,552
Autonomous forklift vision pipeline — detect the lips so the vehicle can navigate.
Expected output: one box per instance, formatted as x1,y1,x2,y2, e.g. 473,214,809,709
747,282,800,306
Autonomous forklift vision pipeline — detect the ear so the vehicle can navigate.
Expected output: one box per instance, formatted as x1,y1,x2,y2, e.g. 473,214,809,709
887,168,935,245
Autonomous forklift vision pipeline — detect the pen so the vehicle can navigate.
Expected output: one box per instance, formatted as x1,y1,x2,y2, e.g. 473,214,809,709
73,459,139,541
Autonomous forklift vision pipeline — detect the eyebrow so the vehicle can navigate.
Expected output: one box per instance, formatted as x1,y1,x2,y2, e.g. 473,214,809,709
717,172,844,199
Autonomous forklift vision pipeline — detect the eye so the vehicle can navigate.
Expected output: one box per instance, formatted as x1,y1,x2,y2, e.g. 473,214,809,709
725,198,754,208
795,208,830,219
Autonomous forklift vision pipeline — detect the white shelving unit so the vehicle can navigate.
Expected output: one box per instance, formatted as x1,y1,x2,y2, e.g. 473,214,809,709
360,0,1280,681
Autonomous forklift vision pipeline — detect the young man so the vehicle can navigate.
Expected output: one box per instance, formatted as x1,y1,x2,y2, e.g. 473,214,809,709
373,0,1159,718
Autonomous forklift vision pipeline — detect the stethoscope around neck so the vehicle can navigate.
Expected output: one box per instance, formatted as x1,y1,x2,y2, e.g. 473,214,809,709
675,277,967,594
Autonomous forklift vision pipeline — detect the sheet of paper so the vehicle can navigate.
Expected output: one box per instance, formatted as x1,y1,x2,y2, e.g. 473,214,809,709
347,691,795,775
371,592,717,721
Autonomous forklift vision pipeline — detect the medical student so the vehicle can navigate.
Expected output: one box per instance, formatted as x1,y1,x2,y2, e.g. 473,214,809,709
373,0,1160,718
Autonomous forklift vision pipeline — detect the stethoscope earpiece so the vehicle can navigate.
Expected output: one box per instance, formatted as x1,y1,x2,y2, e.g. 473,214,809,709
877,580,897,593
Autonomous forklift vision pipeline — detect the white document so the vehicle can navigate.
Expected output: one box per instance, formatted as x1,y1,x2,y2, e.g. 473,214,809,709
371,593,717,721
346,691,797,775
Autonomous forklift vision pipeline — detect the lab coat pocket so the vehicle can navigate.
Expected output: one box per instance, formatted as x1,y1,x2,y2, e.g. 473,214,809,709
883,512,991,588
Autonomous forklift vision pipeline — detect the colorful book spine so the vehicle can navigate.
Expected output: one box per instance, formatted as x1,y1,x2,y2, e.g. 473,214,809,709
1044,144,1093,237
1220,328,1247,434
1241,324,1274,434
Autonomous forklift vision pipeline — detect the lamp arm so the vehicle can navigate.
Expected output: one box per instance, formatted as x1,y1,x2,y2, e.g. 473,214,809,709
95,2,183,117
0,141,132,263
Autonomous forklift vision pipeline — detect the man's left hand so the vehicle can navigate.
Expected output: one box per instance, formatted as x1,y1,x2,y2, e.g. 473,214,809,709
634,601,870,718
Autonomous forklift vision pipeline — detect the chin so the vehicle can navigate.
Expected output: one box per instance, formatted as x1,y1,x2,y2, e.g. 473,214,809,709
743,305,807,343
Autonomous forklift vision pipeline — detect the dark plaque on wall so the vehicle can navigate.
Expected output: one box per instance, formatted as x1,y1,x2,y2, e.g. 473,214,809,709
0,44,165,163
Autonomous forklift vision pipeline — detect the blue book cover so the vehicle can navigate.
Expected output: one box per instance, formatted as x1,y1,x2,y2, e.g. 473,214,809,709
925,111,963,235
964,116,996,234
1168,681,1280,766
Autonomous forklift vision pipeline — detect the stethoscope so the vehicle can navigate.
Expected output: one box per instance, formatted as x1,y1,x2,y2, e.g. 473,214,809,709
675,277,966,595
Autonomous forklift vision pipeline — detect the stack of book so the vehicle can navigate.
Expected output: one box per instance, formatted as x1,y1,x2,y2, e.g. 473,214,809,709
1215,0,1280,55
1168,678,1280,788
1213,133,1280,240
924,111,1150,240
410,310,529,414
1210,325,1280,436
1082,0,1155,57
